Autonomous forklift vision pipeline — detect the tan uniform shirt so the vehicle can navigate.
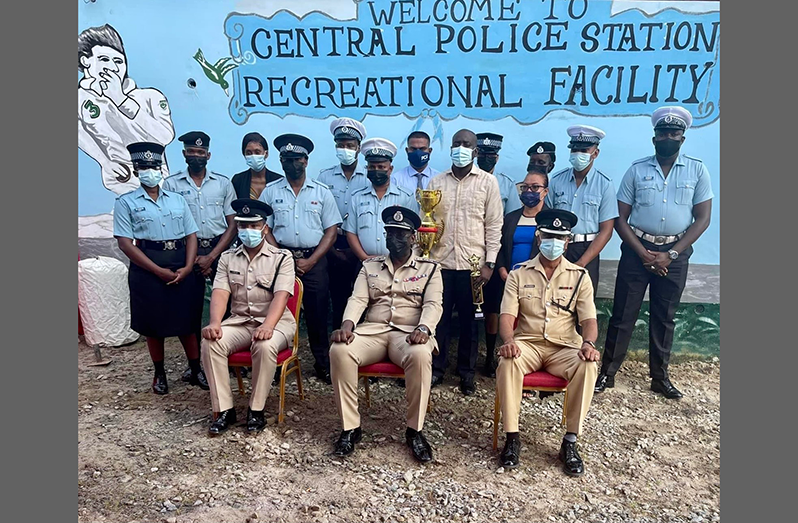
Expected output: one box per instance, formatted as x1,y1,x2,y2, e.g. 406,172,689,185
500,255,596,349
426,164,504,270
343,255,444,343
212,242,296,336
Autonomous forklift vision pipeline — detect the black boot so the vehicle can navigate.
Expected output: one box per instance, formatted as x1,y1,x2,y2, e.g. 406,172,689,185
333,427,362,456
208,408,236,436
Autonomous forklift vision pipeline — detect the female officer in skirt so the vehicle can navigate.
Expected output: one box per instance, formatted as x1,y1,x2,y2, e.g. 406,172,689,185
113,142,210,394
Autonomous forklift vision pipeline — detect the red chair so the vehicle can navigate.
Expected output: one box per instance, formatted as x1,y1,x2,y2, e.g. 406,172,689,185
492,318,569,450
227,278,304,424
358,360,431,413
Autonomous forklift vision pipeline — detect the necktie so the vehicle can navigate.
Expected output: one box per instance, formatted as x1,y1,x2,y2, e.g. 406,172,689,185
415,173,424,190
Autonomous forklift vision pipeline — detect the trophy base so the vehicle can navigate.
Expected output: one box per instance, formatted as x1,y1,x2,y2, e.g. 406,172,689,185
474,310,484,320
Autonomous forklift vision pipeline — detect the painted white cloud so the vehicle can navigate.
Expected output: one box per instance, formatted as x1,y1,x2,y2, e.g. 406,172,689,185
234,0,358,20
611,1,719,16
79,213,115,239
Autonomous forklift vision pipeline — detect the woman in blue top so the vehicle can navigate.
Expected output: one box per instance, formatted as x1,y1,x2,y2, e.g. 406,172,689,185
113,142,209,395
482,167,550,376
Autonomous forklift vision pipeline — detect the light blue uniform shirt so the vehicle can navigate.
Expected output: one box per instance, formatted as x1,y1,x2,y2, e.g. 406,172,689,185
343,183,420,256
545,165,619,235
494,171,522,215
317,163,369,223
617,154,714,236
392,164,440,193
162,170,235,238
259,177,342,248
113,187,199,240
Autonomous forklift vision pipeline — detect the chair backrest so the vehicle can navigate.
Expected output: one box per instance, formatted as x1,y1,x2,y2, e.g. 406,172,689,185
286,277,303,354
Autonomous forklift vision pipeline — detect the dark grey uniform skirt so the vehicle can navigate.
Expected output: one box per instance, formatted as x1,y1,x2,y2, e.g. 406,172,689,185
129,245,202,338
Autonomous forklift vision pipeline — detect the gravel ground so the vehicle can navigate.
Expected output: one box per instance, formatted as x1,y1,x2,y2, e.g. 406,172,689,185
78,337,720,523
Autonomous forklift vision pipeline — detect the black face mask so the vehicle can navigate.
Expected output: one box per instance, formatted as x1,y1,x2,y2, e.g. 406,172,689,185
654,138,682,158
386,233,412,257
282,160,305,179
367,169,390,186
186,156,207,173
477,156,498,172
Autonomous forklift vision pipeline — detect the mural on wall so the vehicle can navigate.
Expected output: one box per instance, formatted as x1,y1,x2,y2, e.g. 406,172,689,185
78,0,720,267
78,24,176,196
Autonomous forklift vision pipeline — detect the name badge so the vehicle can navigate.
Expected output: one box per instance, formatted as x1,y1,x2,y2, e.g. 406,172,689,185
275,198,284,204
230,270,241,275
642,175,654,181
134,207,146,212
559,286,573,290
368,273,379,278
523,284,536,288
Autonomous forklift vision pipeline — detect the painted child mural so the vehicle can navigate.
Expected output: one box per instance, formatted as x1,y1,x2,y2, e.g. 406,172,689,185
78,24,176,195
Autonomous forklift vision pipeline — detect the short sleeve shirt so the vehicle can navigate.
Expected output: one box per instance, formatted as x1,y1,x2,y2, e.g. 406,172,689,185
113,187,199,240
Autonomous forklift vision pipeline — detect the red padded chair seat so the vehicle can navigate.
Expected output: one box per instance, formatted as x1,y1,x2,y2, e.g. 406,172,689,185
228,348,293,366
359,361,404,375
523,371,568,388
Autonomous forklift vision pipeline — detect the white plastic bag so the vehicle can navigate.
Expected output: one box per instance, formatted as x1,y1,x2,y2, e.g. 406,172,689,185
78,256,140,347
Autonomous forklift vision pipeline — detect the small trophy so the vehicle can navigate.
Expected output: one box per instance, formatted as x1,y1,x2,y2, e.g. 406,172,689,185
416,189,445,259
467,253,485,320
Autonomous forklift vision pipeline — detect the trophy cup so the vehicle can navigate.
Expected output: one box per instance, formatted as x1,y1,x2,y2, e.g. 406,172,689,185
416,189,444,259
467,253,485,320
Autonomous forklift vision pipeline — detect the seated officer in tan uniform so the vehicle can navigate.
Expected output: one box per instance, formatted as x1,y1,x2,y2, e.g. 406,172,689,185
329,206,443,463
201,198,297,435
496,209,601,476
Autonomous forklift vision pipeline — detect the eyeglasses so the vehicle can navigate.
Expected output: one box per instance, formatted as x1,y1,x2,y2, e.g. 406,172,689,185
517,184,547,193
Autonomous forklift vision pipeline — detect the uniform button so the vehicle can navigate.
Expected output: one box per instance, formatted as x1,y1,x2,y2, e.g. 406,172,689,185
391,306,396,311
389,321,395,326
202,221,206,224
545,318,550,323
377,238,381,242
247,286,252,290
248,268,253,272
394,278,399,283
249,302,253,307
662,217,666,221
546,284,550,289
296,232,299,235
664,181,668,185
663,199,667,203
200,206,204,209
295,215,298,218
393,293,397,297
544,333,548,339
162,223,166,226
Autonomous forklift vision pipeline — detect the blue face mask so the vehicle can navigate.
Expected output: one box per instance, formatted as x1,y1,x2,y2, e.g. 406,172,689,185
238,227,264,248
138,168,162,187
450,146,475,168
245,154,266,171
520,190,541,208
336,147,358,166
569,152,593,172
407,149,430,169
539,237,566,260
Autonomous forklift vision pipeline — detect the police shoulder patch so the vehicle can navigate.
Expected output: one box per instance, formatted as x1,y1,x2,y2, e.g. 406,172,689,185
594,168,612,181
550,167,570,179
631,156,652,165
415,257,439,264
394,184,413,197
683,154,703,163
211,170,231,180
364,255,386,263
313,179,331,190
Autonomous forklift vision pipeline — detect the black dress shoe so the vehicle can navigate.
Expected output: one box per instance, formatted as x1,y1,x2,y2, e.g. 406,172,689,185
152,373,168,395
482,363,496,378
406,428,433,463
209,408,236,436
181,367,192,383
651,378,683,399
460,378,476,396
558,439,585,477
431,375,444,388
594,373,615,393
500,437,521,468
333,427,362,456
188,369,210,390
315,368,332,385
246,408,266,433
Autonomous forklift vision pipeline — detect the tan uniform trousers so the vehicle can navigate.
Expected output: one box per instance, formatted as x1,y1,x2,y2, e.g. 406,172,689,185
496,339,598,435
330,330,433,431
201,320,289,413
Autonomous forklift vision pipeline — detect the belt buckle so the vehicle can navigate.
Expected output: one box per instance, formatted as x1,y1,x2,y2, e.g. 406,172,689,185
292,249,305,259
654,236,665,245
164,240,176,251
200,239,211,248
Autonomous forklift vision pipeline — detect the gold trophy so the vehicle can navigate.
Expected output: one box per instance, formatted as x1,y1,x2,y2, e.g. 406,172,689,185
467,253,485,320
415,189,444,258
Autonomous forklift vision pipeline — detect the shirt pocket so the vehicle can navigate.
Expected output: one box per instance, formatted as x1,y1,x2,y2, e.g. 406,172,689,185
131,208,155,237
470,183,488,215
272,204,292,230
357,208,375,230
208,199,226,221
403,281,425,306
229,277,246,303
676,181,696,206
170,209,186,236
553,191,571,209
635,181,658,207
518,288,543,316
367,275,387,300
253,274,275,305
303,202,323,229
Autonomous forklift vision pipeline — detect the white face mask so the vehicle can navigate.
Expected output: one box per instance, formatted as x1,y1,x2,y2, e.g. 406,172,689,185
245,154,266,171
238,226,265,248
569,152,593,171
450,146,474,168
138,168,162,187
336,147,358,166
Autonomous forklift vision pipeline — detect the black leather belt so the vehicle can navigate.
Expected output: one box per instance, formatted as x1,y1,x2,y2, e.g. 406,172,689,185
198,236,222,249
278,244,316,259
136,239,186,251
631,227,685,245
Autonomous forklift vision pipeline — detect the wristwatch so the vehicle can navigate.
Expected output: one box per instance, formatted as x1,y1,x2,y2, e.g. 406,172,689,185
583,340,596,349
667,249,679,260
485,262,496,270
416,325,431,336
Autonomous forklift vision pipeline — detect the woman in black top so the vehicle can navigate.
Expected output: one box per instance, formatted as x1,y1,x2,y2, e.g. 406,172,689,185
231,132,283,199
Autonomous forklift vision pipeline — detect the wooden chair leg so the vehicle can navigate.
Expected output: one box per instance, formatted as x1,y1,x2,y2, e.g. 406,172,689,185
234,367,245,396
364,376,371,408
561,389,568,427
493,392,501,451
278,363,287,425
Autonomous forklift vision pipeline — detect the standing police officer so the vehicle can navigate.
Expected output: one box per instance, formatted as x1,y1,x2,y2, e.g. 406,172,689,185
545,126,618,296
163,131,237,382
596,107,713,399
259,134,342,384
318,118,370,330
344,138,419,260
527,141,557,174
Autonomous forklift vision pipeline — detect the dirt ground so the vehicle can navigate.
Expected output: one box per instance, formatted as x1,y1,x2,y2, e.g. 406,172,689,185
78,337,720,523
